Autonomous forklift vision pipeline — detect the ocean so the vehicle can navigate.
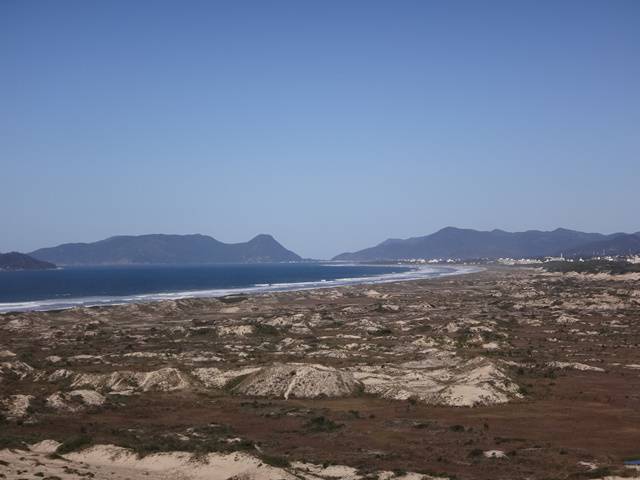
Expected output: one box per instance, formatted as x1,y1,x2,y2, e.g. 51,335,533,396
0,263,468,313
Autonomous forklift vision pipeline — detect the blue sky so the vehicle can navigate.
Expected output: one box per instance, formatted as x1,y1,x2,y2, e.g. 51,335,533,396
1,1,639,259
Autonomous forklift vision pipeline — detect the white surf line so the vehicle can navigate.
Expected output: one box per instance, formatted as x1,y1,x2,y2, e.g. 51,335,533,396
0,264,483,314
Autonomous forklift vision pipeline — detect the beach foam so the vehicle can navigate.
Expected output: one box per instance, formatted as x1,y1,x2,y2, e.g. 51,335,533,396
0,265,482,313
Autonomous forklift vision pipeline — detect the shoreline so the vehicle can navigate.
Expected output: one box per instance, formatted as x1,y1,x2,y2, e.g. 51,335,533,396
0,264,483,314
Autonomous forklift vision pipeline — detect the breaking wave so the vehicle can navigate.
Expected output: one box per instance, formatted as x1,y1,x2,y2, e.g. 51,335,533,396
0,265,482,313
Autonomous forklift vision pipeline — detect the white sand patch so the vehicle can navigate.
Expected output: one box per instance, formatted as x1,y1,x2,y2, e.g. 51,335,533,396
379,473,448,480
379,303,401,312
179,352,224,363
519,318,542,327
351,356,521,407
548,361,605,372
66,445,297,479
123,351,164,358
46,389,106,412
265,316,294,327
71,367,190,393
364,289,383,298
220,306,241,313
0,360,34,381
48,368,75,382
443,321,461,333
290,323,312,335
0,361,34,385
30,439,62,453
0,444,445,480
307,349,350,359
290,461,360,478
3,318,32,331
217,324,254,336
563,272,640,282
590,477,640,480
68,354,104,362
483,450,508,459
0,445,293,480
411,336,456,351
232,363,362,399
556,314,580,324
343,306,367,314
356,318,388,334
1,394,34,419
138,368,190,391
192,366,261,389
577,461,598,470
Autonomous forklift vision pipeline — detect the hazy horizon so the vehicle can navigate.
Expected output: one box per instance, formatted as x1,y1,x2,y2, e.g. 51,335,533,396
2,1,639,259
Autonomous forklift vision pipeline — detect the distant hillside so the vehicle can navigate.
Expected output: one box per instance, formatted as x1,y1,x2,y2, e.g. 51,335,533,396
30,234,302,266
0,252,56,270
333,227,627,261
561,233,640,257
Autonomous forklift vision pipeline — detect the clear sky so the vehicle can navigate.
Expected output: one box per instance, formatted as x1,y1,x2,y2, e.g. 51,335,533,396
2,1,639,259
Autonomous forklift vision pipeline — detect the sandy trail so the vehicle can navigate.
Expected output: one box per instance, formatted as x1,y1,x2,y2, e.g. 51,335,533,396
0,442,440,480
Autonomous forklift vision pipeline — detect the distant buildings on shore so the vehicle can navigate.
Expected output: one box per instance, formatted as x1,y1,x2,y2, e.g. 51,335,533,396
395,254,640,266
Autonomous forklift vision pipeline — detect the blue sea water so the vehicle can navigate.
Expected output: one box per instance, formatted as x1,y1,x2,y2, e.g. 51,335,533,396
0,263,466,313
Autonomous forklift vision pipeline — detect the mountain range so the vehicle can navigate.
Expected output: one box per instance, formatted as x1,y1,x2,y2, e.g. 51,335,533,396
13,228,640,266
29,234,301,266
333,227,640,261
561,232,640,257
0,252,57,270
